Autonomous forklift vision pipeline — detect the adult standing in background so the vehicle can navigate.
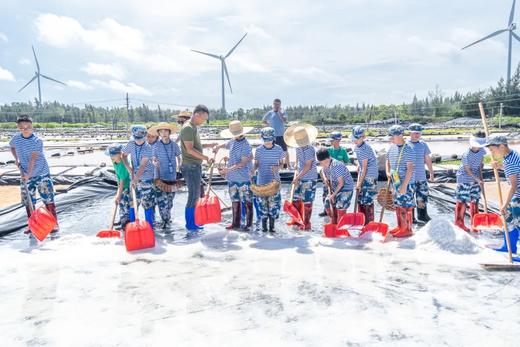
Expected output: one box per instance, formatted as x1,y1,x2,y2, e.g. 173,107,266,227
180,105,216,231
263,98,290,168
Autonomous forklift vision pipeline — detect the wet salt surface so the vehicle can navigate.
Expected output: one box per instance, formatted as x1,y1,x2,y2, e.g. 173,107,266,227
1,185,519,346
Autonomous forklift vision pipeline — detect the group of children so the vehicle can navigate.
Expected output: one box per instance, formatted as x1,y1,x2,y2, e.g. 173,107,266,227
8,113,520,255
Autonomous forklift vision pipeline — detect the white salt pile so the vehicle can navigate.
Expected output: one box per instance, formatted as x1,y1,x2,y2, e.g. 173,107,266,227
413,217,482,254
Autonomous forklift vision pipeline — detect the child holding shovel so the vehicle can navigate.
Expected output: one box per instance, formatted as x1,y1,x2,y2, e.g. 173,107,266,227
485,135,520,254
10,115,59,234
105,144,131,229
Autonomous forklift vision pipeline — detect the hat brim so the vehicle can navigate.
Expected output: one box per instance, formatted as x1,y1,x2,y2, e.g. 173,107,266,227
469,136,487,148
148,124,179,136
284,123,318,148
220,126,254,139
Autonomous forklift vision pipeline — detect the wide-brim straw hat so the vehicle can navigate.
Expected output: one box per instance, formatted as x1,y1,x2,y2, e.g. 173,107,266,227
177,110,192,120
148,122,179,136
220,120,254,138
283,123,318,148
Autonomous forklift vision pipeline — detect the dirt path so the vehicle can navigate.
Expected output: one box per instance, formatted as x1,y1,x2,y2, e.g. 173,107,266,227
0,185,69,208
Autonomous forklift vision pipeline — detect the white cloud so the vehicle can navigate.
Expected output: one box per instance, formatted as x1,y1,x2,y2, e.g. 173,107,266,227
19,58,31,65
66,80,93,90
82,62,126,79
91,79,152,96
0,66,15,81
0,32,7,43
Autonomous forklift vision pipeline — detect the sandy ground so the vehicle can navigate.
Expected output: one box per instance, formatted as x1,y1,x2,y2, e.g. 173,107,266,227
0,185,69,208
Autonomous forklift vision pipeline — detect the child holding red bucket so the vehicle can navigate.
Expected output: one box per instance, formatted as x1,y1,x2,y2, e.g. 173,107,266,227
10,115,59,234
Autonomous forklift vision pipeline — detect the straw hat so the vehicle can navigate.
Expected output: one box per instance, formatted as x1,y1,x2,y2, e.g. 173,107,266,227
283,123,318,148
148,122,179,136
177,110,191,120
220,120,254,138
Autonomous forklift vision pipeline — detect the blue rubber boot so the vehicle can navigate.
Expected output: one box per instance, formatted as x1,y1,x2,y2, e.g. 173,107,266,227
129,208,136,223
494,228,519,254
185,208,200,231
144,208,154,230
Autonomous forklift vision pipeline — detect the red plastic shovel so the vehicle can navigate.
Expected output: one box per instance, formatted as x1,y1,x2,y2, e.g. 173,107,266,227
337,188,365,235
125,187,155,252
283,184,303,226
362,180,391,237
472,183,503,231
96,202,121,238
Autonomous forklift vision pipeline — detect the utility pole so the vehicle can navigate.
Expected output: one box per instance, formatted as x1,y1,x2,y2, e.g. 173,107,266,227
499,102,503,130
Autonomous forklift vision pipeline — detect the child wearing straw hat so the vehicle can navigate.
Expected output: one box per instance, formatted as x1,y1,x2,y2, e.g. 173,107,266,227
250,127,285,233
316,147,355,224
105,144,131,229
485,135,520,254
351,126,378,225
386,125,415,238
149,122,181,229
213,120,254,231
122,124,156,229
284,123,318,230
454,131,486,232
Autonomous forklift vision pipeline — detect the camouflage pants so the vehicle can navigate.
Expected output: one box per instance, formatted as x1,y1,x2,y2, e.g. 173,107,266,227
505,197,520,230
293,179,317,203
20,174,55,206
357,178,377,205
257,192,281,219
136,180,155,210
455,182,481,203
394,183,416,208
228,181,253,203
325,190,353,210
155,189,176,222
119,188,131,226
414,180,429,208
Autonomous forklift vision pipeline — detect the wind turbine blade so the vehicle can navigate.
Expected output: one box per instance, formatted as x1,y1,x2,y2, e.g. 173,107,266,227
513,31,520,42
225,33,247,58
510,0,517,26
31,46,40,73
18,75,37,92
461,29,508,49
40,74,66,86
223,61,232,94
191,49,220,59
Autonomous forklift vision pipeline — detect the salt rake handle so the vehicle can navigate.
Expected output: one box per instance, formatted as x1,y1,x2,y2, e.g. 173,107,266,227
18,166,34,214
131,186,139,220
289,183,296,203
481,183,489,214
109,202,118,230
479,102,513,264
379,180,392,223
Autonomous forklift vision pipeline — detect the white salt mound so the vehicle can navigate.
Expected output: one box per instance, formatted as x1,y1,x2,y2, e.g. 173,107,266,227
413,217,482,254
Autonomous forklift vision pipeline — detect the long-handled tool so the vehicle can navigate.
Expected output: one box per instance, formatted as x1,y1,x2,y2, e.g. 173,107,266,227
19,167,56,241
362,180,391,237
337,188,365,234
478,102,520,270
283,183,304,226
96,202,121,238
125,186,155,251
472,182,503,231
319,169,342,237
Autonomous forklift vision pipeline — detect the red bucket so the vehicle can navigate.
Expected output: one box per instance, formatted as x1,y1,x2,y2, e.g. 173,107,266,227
28,206,57,241
195,195,222,226
125,220,155,252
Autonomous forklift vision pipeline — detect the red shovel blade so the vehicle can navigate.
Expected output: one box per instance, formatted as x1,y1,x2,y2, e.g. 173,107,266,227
337,213,365,232
472,213,503,231
362,222,389,236
283,200,303,225
124,220,155,251
28,206,57,241
323,223,337,237
96,229,121,238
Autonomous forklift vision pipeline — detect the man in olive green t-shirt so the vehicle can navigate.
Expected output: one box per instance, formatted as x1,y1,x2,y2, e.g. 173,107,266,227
180,104,216,231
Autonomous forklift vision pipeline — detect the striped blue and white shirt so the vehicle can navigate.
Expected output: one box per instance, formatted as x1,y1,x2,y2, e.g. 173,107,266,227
323,159,354,192
503,149,520,199
354,141,378,180
254,144,285,185
388,143,415,183
408,140,431,182
456,148,485,184
153,139,181,181
123,140,155,181
9,133,50,178
296,145,318,181
225,138,253,183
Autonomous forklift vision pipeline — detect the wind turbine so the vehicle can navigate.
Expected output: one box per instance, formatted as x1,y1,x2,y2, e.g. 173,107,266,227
191,33,247,113
18,46,66,107
462,0,519,85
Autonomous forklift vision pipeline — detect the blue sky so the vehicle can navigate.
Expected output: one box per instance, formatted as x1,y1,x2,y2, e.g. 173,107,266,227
0,0,519,110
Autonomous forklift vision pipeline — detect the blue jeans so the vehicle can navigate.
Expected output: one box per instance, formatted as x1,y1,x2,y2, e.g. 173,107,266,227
181,164,202,208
